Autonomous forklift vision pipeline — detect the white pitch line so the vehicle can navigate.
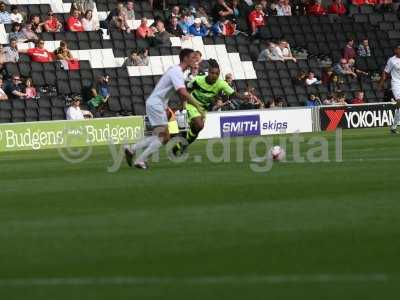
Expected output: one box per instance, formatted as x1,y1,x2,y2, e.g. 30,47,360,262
0,274,390,287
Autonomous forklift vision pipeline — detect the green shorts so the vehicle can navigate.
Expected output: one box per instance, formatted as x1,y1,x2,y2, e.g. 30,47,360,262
186,103,205,121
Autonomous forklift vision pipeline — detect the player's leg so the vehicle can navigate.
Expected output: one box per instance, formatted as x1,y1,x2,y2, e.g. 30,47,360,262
391,87,400,133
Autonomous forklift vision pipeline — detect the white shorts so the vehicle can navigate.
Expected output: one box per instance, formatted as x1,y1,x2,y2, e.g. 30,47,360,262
146,100,168,127
392,85,400,101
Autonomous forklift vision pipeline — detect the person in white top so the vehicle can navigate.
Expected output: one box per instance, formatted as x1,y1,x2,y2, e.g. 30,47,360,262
66,96,93,120
81,10,99,31
380,46,400,133
305,71,321,85
124,48,203,169
276,0,292,16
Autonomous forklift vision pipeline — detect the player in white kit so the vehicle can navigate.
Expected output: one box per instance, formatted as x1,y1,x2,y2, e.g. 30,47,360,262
124,48,204,169
380,46,400,134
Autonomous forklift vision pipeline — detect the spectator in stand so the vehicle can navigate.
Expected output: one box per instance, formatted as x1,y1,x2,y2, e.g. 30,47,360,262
212,18,237,36
329,74,343,93
22,39,54,63
351,91,365,104
334,58,357,78
321,66,333,85
196,5,212,28
358,39,371,57
192,51,209,75
323,94,336,105
329,0,347,15
82,9,99,31
105,2,125,24
243,84,264,109
0,77,8,101
3,38,19,63
167,17,185,37
71,0,95,15
24,78,38,99
169,6,181,19
276,0,292,16
306,94,322,106
212,0,234,22
348,58,369,77
305,71,321,85
336,92,347,105
10,5,23,24
44,10,63,32
343,39,356,61
307,0,327,16
123,48,149,66
67,8,84,32
136,17,154,39
229,0,241,19
258,42,284,61
54,41,74,60
125,1,135,20
212,97,233,111
0,44,4,68
3,74,27,98
178,13,194,35
153,20,173,47
87,76,110,113
109,10,131,32
9,22,26,42
21,22,39,41
189,18,209,37
66,95,93,120
352,0,366,5
277,40,297,62
30,15,44,33
248,4,266,36
0,2,12,24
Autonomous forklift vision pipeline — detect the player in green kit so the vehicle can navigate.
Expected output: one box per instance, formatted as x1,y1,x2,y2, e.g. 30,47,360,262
173,59,250,155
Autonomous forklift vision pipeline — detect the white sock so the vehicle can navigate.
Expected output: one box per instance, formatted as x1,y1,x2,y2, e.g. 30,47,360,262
135,136,162,163
130,136,155,152
392,108,400,130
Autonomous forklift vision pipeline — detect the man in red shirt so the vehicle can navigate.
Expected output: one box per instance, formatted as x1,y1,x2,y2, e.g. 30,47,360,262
248,4,265,36
351,91,365,104
22,39,54,62
136,17,154,39
66,8,84,32
308,0,327,16
343,39,356,61
329,0,347,15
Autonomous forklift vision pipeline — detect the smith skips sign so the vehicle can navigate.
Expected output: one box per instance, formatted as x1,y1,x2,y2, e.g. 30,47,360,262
320,104,396,131
0,116,144,152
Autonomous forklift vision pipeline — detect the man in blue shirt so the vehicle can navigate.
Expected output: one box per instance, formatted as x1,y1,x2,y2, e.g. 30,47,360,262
189,18,209,37
0,2,12,24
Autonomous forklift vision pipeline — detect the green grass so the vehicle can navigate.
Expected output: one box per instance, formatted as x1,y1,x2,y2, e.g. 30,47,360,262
0,128,400,299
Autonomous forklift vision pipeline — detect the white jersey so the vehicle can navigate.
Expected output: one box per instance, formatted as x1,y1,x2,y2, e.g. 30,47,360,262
384,55,400,86
146,65,186,107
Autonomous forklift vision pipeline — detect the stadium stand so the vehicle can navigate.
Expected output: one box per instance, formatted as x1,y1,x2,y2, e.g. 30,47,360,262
0,0,398,122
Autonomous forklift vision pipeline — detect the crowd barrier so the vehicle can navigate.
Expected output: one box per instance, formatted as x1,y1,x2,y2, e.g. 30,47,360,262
0,102,396,152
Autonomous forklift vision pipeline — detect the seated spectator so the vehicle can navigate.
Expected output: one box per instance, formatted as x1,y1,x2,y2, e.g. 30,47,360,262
212,98,233,111
189,18,209,37
66,95,93,120
10,5,23,24
343,39,356,61
212,18,237,36
54,41,74,60
3,74,27,98
0,76,8,101
178,13,194,35
258,42,284,61
123,48,149,66
196,5,211,28
136,17,154,39
44,10,63,32
24,78,38,99
0,1,12,24
323,94,336,105
71,0,95,15
306,94,322,106
293,70,307,85
3,38,19,63
30,15,44,33
169,5,181,19
125,1,135,20
321,66,333,85
348,58,369,77
351,91,365,104
243,84,264,109
277,40,297,62
82,10,99,31
358,39,371,57
329,74,343,93
22,39,54,63
21,22,39,41
212,0,234,22
248,4,266,36
87,76,110,111
229,0,241,19
167,16,185,37
307,0,327,16
193,51,209,75
153,20,173,47
109,10,131,32
333,58,357,78
305,71,321,85
329,0,347,15
8,22,26,42
276,0,292,16
67,9,84,32
105,2,125,24
335,92,347,105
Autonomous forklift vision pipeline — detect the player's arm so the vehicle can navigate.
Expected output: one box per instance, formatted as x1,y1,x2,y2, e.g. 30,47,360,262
177,87,205,117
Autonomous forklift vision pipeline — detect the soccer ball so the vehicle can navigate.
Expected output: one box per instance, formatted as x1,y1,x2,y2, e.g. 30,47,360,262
269,145,285,161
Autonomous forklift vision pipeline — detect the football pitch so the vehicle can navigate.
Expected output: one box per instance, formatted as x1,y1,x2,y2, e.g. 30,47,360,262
0,128,399,299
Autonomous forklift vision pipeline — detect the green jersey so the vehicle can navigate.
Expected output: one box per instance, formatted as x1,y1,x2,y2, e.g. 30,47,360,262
188,75,235,110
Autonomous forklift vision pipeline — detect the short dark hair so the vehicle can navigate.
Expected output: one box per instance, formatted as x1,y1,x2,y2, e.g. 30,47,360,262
179,48,194,62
